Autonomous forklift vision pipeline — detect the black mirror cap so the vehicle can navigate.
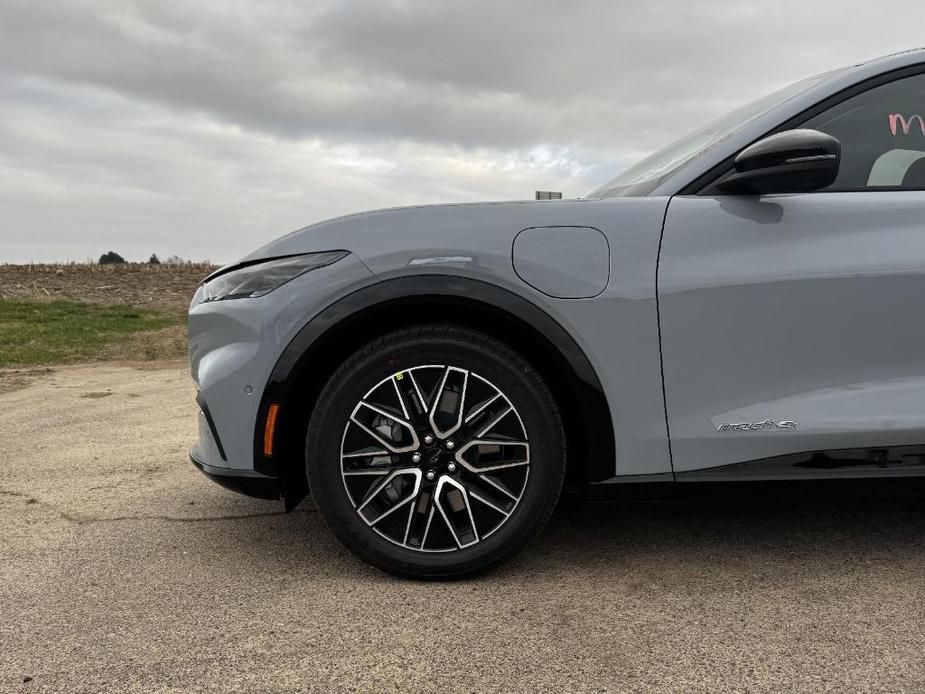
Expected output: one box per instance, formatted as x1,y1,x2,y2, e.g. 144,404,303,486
716,129,841,195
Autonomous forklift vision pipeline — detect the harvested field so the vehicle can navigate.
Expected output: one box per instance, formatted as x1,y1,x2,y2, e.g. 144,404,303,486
0,263,215,368
0,263,216,311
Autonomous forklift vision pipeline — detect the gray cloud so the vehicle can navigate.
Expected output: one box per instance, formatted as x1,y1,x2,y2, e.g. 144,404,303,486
0,0,922,262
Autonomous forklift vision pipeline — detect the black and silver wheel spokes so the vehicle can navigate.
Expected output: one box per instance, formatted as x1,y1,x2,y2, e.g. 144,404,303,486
340,365,530,552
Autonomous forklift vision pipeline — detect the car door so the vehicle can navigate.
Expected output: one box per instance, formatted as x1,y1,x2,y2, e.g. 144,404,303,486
658,68,925,478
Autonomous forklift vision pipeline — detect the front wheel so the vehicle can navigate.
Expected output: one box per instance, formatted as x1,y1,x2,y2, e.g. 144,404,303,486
306,324,565,578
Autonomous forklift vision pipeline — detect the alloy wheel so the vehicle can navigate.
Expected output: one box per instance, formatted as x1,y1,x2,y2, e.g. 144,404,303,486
339,364,530,552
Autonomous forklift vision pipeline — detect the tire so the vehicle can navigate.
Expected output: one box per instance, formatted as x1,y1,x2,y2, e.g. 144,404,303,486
305,324,565,579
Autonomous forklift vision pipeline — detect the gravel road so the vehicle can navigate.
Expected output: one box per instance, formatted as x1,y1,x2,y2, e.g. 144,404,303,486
2,363,925,693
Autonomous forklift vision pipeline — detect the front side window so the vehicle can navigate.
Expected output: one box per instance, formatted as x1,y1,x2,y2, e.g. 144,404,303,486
586,71,841,198
801,72,925,190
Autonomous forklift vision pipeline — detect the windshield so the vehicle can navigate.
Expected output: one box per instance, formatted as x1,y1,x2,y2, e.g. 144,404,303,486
586,70,843,198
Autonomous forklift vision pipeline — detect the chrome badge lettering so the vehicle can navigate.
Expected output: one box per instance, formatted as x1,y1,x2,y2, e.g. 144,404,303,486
716,420,797,432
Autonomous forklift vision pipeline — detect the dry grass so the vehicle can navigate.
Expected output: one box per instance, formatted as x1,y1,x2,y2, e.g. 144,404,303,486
0,262,216,311
98,323,189,362
0,263,214,368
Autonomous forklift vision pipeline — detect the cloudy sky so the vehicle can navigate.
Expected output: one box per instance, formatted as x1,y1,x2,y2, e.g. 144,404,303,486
1,0,922,263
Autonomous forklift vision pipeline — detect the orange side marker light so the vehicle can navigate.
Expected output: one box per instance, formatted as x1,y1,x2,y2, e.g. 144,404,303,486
264,404,280,456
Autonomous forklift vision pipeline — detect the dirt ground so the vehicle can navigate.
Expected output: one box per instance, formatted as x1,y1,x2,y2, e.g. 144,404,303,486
2,363,925,693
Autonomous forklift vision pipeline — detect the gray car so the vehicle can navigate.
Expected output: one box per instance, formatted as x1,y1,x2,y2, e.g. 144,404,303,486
189,48,925,577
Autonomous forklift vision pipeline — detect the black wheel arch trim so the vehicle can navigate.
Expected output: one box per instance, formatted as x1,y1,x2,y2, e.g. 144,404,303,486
252,274,617,503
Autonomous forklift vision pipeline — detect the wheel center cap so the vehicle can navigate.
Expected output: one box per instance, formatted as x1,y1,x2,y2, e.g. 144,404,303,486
427,449,442,466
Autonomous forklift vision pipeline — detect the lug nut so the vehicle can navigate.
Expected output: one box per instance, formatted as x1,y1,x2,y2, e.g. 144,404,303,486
425,470,436,482
411,452,422,463
445,440,455,450
447,462,457,473
424,434,435,445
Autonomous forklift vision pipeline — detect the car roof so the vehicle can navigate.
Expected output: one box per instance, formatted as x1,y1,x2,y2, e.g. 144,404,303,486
652,48,925,196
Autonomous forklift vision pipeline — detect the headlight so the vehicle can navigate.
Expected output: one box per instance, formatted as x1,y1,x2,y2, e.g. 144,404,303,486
201,250,348,302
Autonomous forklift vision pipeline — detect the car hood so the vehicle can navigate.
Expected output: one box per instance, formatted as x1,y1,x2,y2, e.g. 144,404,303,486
240,199,576,260
206,195,667,285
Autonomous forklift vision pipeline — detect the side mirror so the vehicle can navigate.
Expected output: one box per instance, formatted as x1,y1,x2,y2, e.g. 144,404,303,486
716,129,840,194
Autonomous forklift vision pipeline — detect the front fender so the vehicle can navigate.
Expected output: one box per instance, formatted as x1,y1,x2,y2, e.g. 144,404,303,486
252,274,617,507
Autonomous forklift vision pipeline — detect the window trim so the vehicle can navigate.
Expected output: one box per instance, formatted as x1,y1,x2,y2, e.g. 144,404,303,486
682,63,925,196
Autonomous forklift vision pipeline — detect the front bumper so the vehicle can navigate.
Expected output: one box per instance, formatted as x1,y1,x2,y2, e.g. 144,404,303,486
187,252,377,477
189,450,280,500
